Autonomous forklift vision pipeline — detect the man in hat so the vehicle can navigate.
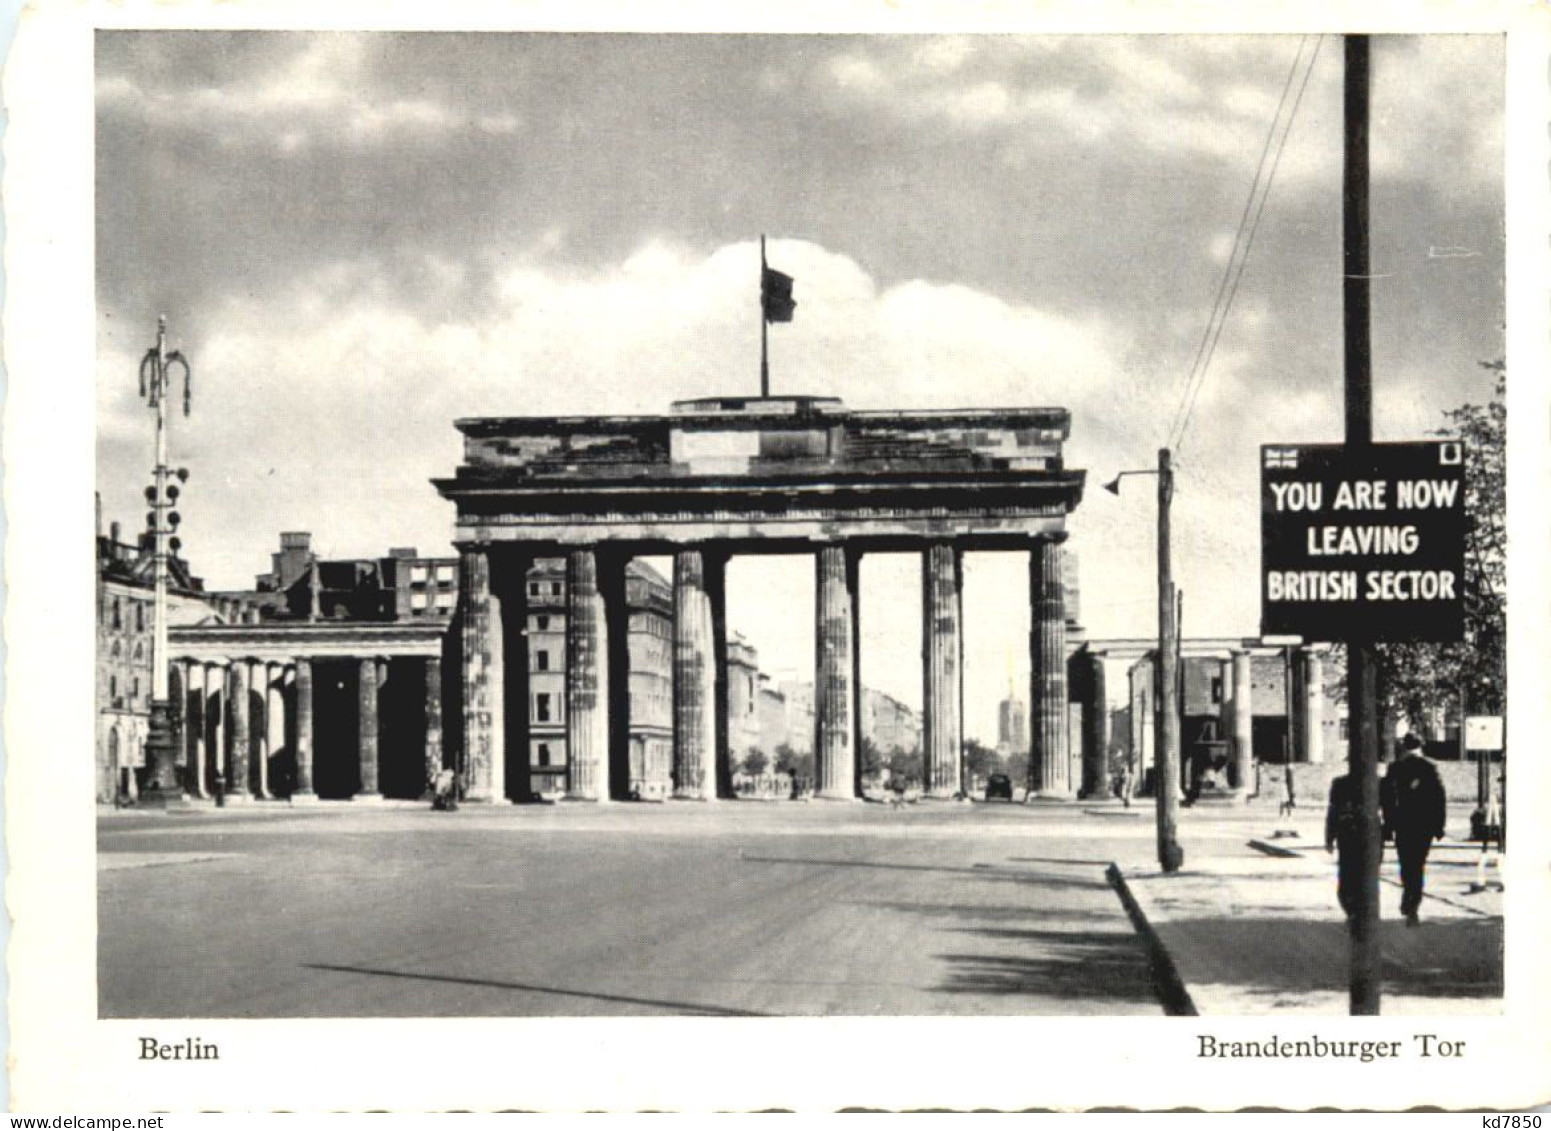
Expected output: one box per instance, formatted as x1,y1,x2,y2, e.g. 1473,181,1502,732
1325,769,1365,919
1380,733,1448,926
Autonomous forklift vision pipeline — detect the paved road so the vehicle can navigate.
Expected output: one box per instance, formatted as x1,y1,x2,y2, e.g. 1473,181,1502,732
99,801,1179,1018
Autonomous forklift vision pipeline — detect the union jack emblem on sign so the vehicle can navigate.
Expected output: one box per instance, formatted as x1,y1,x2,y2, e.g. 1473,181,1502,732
1264,447,1299,469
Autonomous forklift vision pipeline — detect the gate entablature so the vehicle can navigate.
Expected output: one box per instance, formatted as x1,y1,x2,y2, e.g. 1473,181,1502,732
433,398,1084,547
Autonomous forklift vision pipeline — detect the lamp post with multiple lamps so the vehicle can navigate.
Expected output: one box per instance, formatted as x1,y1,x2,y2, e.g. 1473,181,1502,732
1104,448,1184,873
136,316,194,807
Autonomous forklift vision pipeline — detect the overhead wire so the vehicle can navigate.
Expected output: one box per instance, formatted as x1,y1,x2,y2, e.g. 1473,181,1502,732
1164,36,1322,454
1174,34,1325,456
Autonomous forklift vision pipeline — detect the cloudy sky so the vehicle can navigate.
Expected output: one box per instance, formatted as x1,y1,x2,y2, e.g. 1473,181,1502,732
95,31,1504,738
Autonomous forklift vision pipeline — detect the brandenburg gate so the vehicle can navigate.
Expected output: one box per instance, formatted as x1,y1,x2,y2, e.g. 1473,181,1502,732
434,395,1087,803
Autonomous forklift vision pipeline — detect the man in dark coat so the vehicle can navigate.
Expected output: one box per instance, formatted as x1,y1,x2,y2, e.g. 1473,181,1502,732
1325,770,1364,919
1381,733,1448,925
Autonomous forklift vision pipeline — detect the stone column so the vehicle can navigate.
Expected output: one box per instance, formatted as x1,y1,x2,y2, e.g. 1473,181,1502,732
206,661,227,796
601,558,632,801
228,658,251,802
1301,647,1324,765
294,658,315,799
1283,647,1301,763
672,550,714,799
706,553,732,800
1028,537,1072,798
922,543,963,799
566,549,610,801
459,547,505,802
172,659,190,776
262,661,284,798
424,655,443,791
1231,649,1254,795
1080,652,1109,799
186,661,207,798
357,656,381,799
815,545,860,800
1129,663,1148,788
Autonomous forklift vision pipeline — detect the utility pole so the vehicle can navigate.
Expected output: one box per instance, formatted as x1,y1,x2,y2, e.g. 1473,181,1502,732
1156,447,1184,872
138,316,193,806
1342,34,1383,1016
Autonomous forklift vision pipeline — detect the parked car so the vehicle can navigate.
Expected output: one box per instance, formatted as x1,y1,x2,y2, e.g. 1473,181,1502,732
985,773,1014,801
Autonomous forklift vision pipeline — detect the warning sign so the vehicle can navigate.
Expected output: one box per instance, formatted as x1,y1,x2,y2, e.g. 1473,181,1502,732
1260,442,1466,642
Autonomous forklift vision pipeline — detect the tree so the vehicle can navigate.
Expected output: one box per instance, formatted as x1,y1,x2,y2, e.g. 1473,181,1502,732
889,746,924,786
743,748,769,776
1367,363,1506,731
860,736,886,781
773,742,813,783
963,738,1000,782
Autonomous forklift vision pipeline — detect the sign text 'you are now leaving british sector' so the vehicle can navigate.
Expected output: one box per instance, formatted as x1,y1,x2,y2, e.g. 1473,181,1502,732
1260,441,1466,643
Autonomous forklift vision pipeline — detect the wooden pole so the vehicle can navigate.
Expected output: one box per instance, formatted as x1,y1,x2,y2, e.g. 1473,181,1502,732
1343,33,1382,1017
1156,447,1184,872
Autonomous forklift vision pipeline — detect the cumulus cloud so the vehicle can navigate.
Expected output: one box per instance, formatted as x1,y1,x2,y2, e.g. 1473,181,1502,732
97,32,501,151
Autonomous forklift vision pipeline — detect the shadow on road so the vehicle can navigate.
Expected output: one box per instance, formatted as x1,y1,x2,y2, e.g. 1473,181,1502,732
302,963,772,1016
1146,917,1503,1001
930,932,1161,1004
738,855,1105,892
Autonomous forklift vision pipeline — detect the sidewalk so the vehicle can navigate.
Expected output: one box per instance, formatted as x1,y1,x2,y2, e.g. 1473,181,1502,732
1110,818,1504,1015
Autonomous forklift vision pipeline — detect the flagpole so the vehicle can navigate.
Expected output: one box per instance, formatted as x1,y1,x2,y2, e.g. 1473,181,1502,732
760,235,770,398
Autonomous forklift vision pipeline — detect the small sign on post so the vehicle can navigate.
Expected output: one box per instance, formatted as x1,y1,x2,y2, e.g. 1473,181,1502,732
1465,715,1504,752
1260,441,1466,642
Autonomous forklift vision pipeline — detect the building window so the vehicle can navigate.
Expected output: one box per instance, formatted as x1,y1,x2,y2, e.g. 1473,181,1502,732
529,582,540,597
536,650,549,671
411,565,429,584
132,677,140,699
435,591,454,609
112,599,122,630
1211,677,1223,705
536,693,551,722
551,581,563,597
436,564,455,582
537,743,550,767
135,603,145,632
536,615,549,631
411,592,429,610
109,675,117,698
1339,718,1350,741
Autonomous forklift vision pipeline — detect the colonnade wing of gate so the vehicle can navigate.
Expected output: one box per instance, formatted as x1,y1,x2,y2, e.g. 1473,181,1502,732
439,398,1090,805
165,624,447,804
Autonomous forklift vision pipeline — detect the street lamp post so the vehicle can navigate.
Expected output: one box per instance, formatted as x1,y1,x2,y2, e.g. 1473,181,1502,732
137,316,193,807
1103,448,1184,873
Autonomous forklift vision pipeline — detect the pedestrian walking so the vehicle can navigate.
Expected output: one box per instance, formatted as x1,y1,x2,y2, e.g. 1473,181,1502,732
1278,763,1297,820
1324,771,1365,918
1381,733,1448,926
1114,762,1133,808
431,767,458,812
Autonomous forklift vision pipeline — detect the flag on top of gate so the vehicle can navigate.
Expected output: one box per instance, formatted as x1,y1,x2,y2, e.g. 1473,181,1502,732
761,243,796,324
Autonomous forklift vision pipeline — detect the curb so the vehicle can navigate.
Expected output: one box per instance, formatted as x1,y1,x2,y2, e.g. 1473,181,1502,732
1105,862,1198,1017
1248,837,1305,858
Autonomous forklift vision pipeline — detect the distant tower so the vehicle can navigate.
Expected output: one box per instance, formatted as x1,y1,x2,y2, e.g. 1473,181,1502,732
996,655,1027,756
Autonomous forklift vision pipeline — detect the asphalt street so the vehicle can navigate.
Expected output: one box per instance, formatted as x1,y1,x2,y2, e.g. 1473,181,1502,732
98,800,1192,1018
